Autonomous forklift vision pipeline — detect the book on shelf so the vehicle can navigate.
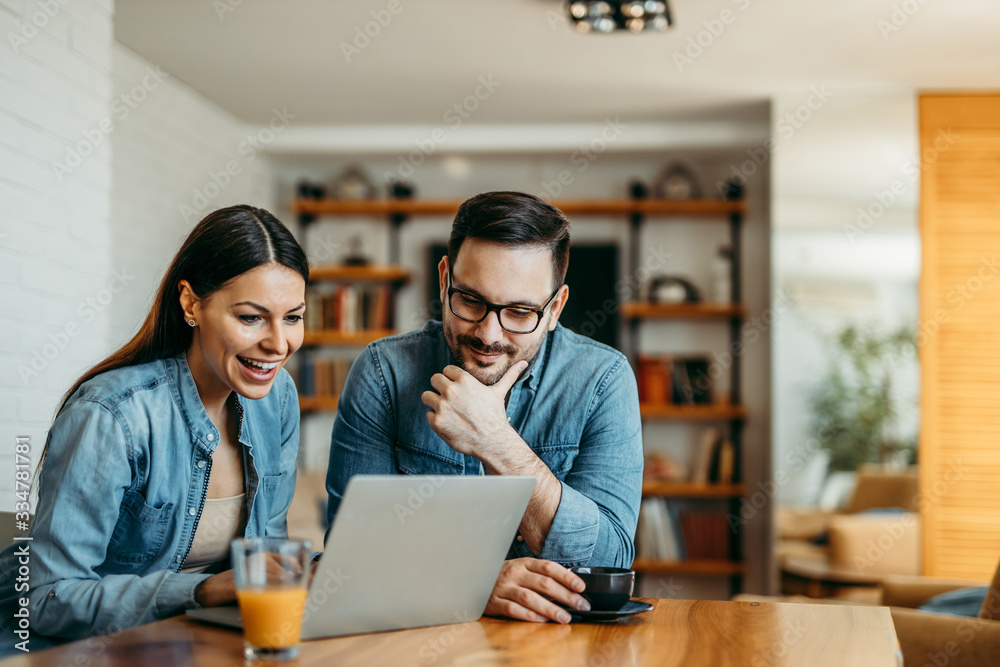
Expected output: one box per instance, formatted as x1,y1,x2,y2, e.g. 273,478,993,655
636,355,715,406
690,427,720,484
307,284,394,333
635,498,686,562
677,512,730,561
296,358,353,397
689,428,736,485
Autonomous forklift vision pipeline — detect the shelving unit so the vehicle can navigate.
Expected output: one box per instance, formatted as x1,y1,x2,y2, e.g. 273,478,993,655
296,259,410,409
293,193,749,595
623,190,747,597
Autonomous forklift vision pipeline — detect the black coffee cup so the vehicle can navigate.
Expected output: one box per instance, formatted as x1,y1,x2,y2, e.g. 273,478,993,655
568,566,635,611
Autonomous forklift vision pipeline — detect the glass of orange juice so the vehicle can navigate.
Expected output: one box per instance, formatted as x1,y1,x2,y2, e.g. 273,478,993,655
231,537,312,661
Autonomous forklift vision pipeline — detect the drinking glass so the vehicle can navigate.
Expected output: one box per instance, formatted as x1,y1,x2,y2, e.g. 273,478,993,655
231,537,312,661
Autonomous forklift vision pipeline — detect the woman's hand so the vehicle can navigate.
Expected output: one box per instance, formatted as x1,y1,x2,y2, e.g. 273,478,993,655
194,553,306,607
194,570,238,608
484,558,591,624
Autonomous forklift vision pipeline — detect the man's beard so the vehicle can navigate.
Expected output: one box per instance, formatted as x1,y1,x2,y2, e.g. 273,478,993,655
444,322,546,386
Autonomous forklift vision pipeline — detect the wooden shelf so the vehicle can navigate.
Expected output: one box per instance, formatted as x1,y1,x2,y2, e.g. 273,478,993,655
639,403,748,421
310,264,410,283
623,302,747,320
642,481,746,498
631,559,746,576
292,198,746,218
302,329,397,347
299,395,340,413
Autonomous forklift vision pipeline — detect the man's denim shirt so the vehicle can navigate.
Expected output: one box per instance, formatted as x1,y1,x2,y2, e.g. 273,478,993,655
326,321,643,568
0,354,299,643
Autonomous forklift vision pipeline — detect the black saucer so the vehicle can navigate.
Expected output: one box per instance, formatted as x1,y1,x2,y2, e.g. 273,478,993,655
560,599,653,621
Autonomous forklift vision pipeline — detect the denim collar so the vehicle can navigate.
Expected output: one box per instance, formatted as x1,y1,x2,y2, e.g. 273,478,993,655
165,351,223,452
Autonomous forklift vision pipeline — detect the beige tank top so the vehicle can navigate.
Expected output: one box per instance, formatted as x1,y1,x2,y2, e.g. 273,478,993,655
179,494,246,574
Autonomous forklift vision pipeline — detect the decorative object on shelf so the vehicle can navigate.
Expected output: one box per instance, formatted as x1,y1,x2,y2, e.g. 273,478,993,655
296,179,326,200
567,1,672,33
388,180,416,200
637,355,671,404
331,164,377,200
722,177,743,201
648,276,701,304
711,245,733,303
628,179,648,200
654,162,702,200
342,236,371,266
295,179,326,224
672,356,712,405
643,452,687,482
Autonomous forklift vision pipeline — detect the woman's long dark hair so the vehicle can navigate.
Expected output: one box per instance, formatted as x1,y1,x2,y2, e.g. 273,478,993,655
36,205,308,486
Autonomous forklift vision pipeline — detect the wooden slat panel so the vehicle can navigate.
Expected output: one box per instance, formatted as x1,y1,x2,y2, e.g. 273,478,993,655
920,93,1000,580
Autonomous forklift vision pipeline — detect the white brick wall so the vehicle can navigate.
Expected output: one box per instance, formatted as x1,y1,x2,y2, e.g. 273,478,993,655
0,0,115,511
0,0,273,511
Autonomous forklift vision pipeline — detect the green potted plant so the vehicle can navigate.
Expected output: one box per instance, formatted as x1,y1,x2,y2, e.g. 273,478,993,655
809,324,918,474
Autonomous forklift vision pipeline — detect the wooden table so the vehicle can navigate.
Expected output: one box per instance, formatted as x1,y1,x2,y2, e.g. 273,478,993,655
4,598,901,667
782,555,886,599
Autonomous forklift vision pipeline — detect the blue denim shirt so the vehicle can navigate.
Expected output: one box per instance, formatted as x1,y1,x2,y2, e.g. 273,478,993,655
0,353,299,644
326,321,643,567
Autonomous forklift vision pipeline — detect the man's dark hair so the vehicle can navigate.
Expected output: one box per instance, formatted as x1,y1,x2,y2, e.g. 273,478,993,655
448,191,571,289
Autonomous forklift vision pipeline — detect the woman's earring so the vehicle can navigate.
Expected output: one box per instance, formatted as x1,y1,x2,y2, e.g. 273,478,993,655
188,319,196,327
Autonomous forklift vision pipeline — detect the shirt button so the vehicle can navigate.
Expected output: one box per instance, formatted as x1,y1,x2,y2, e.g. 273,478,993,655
206,433,215,442
48,590,57,599
188,508,197,516
197,460,207,469
516,535,524,542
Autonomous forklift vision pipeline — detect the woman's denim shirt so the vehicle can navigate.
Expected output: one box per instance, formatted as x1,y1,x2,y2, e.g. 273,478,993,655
0,353,299,642
326,321,643,568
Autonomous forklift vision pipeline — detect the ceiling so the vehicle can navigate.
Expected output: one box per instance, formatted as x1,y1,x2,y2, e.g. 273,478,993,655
114,0,1000,127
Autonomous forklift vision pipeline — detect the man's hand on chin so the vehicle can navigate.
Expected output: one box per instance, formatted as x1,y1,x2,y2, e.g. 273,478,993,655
421,360,528,461
484,558,591,624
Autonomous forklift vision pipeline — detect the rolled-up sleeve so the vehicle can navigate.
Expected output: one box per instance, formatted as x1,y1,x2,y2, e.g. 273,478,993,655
509,357,643,567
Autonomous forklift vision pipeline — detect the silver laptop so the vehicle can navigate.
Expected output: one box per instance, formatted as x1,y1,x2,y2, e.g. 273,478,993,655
187,475,535,639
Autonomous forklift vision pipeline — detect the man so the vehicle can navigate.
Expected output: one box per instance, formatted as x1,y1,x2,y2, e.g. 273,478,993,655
326,191,643,624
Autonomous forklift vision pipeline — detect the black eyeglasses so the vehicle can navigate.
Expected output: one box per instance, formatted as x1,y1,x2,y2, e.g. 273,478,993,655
447,272,561,334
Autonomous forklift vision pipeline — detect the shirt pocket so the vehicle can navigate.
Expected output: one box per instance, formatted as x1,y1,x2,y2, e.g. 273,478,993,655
532,443,579,480
261,473,283,495
107,490,174,565
395,443,464,476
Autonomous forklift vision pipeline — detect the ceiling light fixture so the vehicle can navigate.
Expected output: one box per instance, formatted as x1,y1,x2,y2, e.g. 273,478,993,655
567,1,672,33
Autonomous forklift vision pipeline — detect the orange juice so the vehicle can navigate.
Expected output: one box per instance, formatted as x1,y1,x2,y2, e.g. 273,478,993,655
236,586,308,648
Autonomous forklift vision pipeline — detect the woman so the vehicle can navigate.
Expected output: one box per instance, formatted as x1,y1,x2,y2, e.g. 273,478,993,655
0,205,308,648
